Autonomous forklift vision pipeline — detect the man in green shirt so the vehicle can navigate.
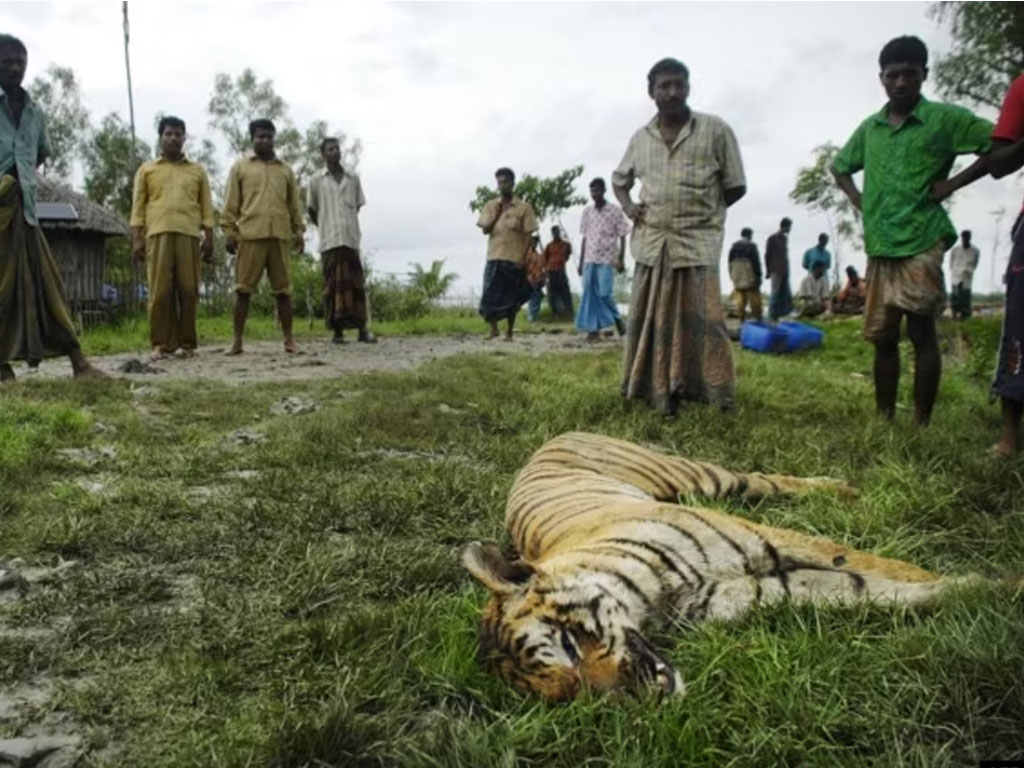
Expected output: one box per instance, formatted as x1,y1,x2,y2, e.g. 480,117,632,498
0,34,101,382
832,36,992,426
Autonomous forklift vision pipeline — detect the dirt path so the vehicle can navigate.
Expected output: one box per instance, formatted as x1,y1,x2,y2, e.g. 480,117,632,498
27,330,622,385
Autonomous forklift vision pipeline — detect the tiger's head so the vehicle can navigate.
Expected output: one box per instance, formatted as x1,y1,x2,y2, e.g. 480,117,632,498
462,541,683,702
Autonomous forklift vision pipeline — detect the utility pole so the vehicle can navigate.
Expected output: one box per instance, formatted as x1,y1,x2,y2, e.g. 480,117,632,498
123,1,140,311
991,207,1007,293
122,2,137,156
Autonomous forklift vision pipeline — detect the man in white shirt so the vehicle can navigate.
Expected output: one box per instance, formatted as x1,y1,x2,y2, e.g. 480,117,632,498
948,229,980,320
307,137,374,344
796,262,831,318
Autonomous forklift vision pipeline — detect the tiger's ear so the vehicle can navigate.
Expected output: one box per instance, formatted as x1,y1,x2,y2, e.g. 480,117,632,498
462,541,535,595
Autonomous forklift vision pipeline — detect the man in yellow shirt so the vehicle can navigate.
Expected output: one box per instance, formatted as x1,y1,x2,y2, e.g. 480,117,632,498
221,119,305,355
476,167,537,341
130,116,214,360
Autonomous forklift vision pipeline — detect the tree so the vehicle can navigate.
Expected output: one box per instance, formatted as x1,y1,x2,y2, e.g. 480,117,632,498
207,69,293,157
295,119,362,192
929,2,1024,109
468,165,587,226
28,65,89,179
789,142,862,286
408,259,458,302
206,69,360,198
82,113,151,220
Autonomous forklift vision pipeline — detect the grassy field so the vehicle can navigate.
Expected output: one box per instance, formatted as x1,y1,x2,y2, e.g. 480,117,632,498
1,316,1022,767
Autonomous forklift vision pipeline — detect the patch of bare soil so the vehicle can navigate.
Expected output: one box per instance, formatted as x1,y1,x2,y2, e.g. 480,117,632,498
27,332,620,385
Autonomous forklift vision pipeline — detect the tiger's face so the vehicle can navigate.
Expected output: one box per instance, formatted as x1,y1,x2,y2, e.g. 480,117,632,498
463,541,683,701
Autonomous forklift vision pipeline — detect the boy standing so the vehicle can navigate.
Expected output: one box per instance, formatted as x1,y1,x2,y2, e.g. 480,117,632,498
832,36,992,426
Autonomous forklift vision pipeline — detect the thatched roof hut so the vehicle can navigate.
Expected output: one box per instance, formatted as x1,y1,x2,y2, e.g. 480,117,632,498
34,175,131,322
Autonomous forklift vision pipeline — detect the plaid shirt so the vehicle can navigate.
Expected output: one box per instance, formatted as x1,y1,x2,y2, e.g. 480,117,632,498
613,112,745,269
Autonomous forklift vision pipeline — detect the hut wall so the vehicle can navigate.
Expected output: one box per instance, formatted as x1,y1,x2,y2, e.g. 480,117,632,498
45,231,106,305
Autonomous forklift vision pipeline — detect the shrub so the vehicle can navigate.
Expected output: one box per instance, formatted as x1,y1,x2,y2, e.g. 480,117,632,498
366,275,431,321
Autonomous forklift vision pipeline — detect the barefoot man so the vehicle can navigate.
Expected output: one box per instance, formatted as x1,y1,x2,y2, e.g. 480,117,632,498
0,34,101,381
307,137,374,344
130,116,215,361
222,119,305,355
476,167,537,341
832,35,992,427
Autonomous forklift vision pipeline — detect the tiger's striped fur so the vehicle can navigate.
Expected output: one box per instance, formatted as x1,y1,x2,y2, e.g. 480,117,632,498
462,432,963,702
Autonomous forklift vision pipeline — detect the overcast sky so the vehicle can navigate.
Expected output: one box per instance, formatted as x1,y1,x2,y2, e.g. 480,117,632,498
4,1,1022,296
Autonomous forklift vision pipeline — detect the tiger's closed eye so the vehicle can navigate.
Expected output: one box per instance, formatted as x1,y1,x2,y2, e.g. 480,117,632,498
560,628,579,664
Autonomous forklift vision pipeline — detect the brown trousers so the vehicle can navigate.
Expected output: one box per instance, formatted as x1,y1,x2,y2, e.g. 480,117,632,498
146,232,201,353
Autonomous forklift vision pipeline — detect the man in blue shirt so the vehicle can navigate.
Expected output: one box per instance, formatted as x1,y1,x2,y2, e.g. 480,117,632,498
802,233,832,273
0,34,100,381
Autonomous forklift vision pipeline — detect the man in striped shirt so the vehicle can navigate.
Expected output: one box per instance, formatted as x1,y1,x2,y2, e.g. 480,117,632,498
613,57,747,415
308,137,374,344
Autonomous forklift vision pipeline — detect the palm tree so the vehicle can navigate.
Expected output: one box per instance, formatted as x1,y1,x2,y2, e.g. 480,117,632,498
408,260,458,303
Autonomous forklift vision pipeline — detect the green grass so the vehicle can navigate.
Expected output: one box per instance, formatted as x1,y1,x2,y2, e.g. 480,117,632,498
1,317,1022,766
77,306,570,356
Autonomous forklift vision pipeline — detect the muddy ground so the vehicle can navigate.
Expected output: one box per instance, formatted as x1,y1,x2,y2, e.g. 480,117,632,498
23,330,625,385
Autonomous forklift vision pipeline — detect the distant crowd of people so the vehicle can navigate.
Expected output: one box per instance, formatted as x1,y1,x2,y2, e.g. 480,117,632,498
727,224,979,324
4,31,1024,454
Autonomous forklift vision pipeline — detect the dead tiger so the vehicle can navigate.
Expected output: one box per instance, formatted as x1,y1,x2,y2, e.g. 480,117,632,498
462,431,974,702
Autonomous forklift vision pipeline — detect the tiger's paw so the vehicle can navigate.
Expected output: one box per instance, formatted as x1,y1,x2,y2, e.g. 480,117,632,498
807,477,859,500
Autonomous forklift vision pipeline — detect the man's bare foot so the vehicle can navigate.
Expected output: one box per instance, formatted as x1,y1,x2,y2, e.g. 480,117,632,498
585,332,600,343
284,339,299,354
503,333,514,342
225,341,244,356
149,349,169,363
991,439,1018,458
73,364,107,379
0,363,15,383
181,349,197,359
486,331,499,341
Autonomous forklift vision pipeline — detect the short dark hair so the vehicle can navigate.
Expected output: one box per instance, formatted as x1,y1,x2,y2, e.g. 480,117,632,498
962,229,972,238
158,116,185,136
495,167,515,184
647,58,689,94
846,265,858,278
551,225,560,233
879,36,928,70
589,177,606,189
818,232,829,242
249,119,276,138
320,136,340,153
0,34,27,55
780,217,792,228
741,227,753,238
